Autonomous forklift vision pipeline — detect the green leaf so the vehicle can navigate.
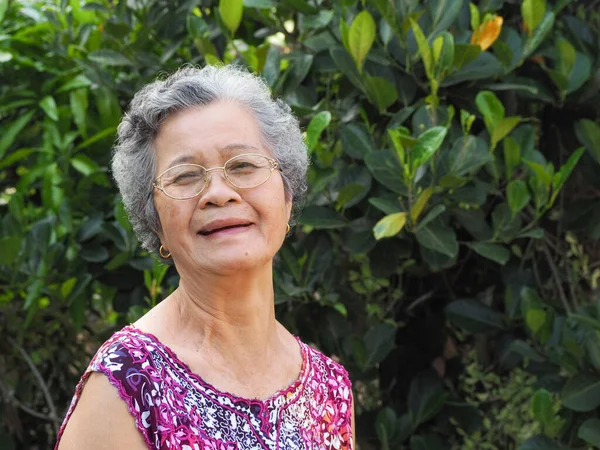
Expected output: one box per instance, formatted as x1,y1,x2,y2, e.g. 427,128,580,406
491,116,521,151
70,154,99,176
0,0,8,23
81,245,110,262
348,10,376,72
299,206,347,229
330,47,364,91
57,74,92,93
410,435,446,450
364,324,396,367
0,148,35,170
469,3,480,31
510,340,545,362
0,49,12,63
441,135,491,177
363,75,398,112
518,435,562,450
375,407,397,448
525,160,551,186
556,38,576,76
305,111,331,153
549,147,584,207
374,212,407,240
388,128,407,167
567,53,591,95
460,110,475,135
411,126,447,172
445,52,503,85
562,373,600,412
432,32,454,80
575,118,600,165
578,418,600,447
77,213,104,242
0,235,22,266
492,203,521,240
60,277,77,299
88,49,133,66
445,298,505,333
70,88,88,138
410,18,433,80
503,136,521,179
507,180,531,215
453,43,481,70
522,12,555,62
415,221,458,257
0,110,35,159
415,205,446,231
569,313,600,331
408,374,449,428
468,242,510,265
526,309,547,334
219,0,243,34
475,90,504,133
337,183,366,209
369,196,403,215
365,150,407,194
282,0,317,14
40,96,59,121
341,123,375,160
521,0,546,34
244,0,277,7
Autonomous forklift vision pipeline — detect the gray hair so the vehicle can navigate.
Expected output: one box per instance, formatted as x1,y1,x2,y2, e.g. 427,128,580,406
111,65,309,256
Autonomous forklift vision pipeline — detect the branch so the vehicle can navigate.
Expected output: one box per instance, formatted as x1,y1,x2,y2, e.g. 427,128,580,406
541,243,572,314
7,337,60,433
0,377,58,423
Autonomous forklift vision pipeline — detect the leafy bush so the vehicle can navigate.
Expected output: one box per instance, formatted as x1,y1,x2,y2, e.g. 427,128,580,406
1,0,600,448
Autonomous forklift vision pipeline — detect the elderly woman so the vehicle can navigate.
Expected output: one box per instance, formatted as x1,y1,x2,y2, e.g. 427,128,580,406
54,65,354,450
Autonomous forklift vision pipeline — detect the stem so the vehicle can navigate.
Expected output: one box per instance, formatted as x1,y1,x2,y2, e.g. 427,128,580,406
541,243,572,314
8,337,60,433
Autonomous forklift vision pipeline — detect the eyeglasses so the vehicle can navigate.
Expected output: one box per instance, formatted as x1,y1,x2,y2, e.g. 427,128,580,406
153,153,280,200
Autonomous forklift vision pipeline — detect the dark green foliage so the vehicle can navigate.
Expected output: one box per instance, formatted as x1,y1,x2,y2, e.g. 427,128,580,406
1,0,600,448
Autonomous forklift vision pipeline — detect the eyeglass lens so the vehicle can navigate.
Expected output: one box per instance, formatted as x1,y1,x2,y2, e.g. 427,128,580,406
160,154,274,199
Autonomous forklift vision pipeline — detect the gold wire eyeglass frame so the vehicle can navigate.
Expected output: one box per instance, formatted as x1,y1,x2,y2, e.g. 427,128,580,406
152,153,280,200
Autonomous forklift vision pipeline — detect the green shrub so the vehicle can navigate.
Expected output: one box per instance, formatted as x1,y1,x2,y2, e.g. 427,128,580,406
1,0,600,448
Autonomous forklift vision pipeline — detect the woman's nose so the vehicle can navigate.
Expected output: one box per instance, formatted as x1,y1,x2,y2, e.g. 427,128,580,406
197,169,242,208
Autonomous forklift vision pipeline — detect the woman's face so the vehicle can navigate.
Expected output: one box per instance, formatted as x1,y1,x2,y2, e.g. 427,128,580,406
152,101,292,275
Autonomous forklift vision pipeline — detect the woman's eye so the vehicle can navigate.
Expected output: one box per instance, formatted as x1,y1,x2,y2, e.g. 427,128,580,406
229,161,257,170
172,172,202,184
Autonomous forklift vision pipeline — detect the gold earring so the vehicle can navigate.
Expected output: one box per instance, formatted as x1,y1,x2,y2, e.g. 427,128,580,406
286,223,291,234
159,245,171,258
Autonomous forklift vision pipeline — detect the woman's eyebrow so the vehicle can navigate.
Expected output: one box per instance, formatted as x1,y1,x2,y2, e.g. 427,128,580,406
218,143,261,154
167,154,196,167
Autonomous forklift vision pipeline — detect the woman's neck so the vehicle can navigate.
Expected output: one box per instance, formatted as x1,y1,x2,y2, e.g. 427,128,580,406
158,264,283,372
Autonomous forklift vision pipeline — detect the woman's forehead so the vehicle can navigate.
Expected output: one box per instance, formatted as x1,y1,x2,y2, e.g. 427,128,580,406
154,102,269,169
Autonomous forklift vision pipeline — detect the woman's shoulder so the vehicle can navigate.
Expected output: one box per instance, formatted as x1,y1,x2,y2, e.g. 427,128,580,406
54,326,163,450
89,324,161,374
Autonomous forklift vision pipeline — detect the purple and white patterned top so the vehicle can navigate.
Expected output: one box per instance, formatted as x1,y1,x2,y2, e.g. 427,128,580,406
54,325,353,450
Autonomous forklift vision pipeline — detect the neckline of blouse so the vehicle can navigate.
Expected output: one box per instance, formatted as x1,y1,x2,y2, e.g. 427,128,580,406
122,324,310,407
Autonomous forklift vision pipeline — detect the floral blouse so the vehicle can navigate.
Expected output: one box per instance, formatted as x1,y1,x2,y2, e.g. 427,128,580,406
54,325,353,449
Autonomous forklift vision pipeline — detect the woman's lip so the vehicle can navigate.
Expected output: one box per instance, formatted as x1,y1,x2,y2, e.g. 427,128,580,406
198,224,252,237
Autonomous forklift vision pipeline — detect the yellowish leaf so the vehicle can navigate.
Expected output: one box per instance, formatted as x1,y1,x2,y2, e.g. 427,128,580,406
410,187,435,222
373,212,407,240
471,15,503,51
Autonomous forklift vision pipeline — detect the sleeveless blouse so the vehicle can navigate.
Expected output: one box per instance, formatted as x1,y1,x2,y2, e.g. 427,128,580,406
54,325,353,450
